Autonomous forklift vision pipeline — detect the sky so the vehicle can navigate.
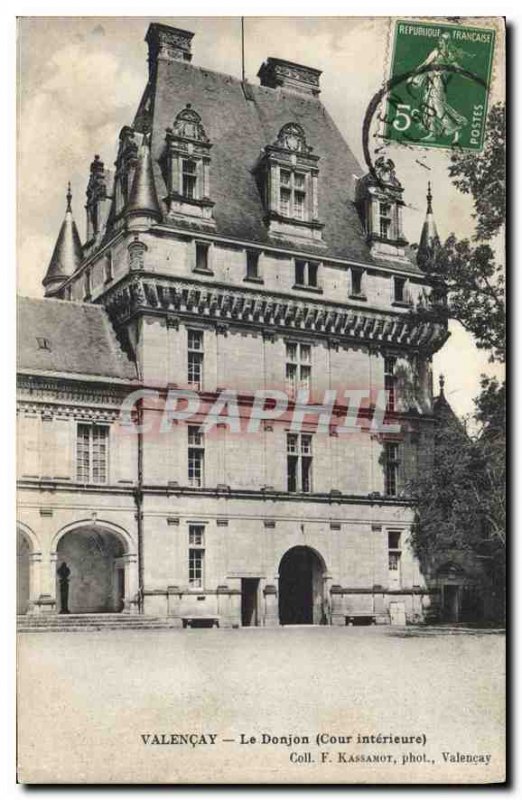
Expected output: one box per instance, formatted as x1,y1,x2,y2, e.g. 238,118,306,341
17,16,505,419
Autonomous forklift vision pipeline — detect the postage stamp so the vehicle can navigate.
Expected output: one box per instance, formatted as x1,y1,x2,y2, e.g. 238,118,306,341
385,19,496,151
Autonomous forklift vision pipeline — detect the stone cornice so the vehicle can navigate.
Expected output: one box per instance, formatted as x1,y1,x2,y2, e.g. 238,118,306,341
102,272,449,355
17,479,412,506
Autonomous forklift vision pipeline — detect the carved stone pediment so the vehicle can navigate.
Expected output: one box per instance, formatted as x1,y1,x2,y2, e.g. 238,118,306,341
169,104,209,144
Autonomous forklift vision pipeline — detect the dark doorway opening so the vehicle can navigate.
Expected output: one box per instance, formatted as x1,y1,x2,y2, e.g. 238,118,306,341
278,546,325,625
241,578,259,626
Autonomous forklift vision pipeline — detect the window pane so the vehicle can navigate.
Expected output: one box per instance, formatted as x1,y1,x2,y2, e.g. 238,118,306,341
295,260,306,285
280,170,291,186
308,262,318,287
388,531,401,550
287,456,298,492
188,352,203,387
188,426,203,446
189,525,205,547
189,548,204,587
280,188,291,216
294,191,305,220
351,268,362,295
92,426,108,484
394,277,406,301
286,363,297,389
195,242,209,270
300,344,311,363
294,172,306,190
287,434,298,454
286,342,297,362
388,552,401,571
76,424,90,482
188,329,203,351
301,457,312,493
246,250,259,278
301,435,313,455
300,364,311,389
188,449,203,486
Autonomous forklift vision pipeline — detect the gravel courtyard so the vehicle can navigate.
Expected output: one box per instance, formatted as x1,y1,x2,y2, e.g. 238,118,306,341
17,626,505,784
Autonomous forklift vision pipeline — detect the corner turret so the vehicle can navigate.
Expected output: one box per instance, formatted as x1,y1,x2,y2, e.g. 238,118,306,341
42,184,83,297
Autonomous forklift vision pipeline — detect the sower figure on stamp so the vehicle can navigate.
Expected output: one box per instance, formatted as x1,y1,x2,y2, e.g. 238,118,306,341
407,32,468,144
57,561,71,614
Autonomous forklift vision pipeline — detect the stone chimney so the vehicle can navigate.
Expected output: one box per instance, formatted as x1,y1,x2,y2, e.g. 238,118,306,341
145,23,194,76
257,57,321,97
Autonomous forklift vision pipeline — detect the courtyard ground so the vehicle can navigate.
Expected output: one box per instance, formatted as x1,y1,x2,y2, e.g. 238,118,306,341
17,626,505,784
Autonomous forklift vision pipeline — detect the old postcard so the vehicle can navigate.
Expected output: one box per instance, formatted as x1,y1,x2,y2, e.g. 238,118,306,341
16,15,506,784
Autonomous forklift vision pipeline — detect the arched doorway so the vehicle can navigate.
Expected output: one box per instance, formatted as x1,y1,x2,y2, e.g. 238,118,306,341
55,526,128,614
17,530,32,615
278,546,326,625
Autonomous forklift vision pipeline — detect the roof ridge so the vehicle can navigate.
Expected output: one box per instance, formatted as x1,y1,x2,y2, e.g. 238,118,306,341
158,58,323,104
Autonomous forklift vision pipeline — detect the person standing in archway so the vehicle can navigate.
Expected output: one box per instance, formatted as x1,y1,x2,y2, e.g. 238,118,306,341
57,561,71,614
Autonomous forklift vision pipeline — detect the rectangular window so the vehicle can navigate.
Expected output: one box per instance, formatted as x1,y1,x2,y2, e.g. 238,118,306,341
388,531,402,586
187,329,204,389
182,158,197,200
384,356,397,412
76,423,108,484
350,267,364,297
279,169,307,220
246,250,260,279
287,433,313,493
384,442,400,496
286,342,311,394
188,524,205,588
393,276,407,303
195,241,210,272
188,426,204,487
294,260,319,288
379,202,392,240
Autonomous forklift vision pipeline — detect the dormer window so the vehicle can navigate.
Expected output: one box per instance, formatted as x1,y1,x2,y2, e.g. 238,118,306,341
355,157,412,266
164,104,215,226
256,122,323,243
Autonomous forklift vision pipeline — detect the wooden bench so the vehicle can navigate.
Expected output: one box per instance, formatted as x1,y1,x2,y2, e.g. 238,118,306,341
182,616,220,629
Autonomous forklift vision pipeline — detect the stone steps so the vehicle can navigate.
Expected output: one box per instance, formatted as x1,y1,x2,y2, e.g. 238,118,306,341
17,614,182,632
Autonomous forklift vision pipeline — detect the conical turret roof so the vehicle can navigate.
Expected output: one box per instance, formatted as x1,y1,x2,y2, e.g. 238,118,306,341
42,184,83,296
417,182,441,272
126,137,161,219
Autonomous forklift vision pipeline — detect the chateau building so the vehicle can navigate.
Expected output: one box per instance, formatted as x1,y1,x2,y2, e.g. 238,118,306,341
17,22,451,627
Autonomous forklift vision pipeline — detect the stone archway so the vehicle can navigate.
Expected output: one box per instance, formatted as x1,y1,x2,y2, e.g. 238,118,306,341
278,546,326,625
17,529,32,615
55,526,132,614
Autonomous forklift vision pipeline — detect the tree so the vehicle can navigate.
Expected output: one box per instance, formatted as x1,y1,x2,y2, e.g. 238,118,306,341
409,104,506,622
430,103,506,362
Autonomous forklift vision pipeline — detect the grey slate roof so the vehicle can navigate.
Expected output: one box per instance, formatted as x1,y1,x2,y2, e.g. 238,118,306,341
17,296,137,381
147,58,423,275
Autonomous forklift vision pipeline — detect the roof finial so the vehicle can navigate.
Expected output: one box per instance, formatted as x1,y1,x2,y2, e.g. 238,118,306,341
66,182,72,212
427,181,433,214
439,373,445,396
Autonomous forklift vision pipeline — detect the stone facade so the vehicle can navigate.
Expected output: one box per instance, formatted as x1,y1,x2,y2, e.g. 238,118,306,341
18,22,452,627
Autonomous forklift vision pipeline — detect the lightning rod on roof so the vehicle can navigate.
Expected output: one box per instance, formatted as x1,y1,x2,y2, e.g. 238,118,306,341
241,17,245,83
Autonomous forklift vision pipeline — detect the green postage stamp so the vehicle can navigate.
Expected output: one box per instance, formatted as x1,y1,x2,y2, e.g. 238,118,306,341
385,19,496,151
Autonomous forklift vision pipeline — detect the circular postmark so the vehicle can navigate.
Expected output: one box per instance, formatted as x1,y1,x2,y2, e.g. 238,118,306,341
362,63,489,187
